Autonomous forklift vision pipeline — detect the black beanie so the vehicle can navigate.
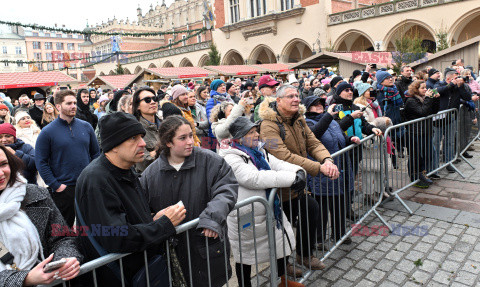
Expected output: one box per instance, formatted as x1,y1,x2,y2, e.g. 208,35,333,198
352,70,362,79
330,76,344,88
162,102,183,119
226,82,235,93
99,112,146,152
336,82,353,96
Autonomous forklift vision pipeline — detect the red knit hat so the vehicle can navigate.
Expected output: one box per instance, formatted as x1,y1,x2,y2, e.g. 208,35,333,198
0,123,16,138
0,104,8,111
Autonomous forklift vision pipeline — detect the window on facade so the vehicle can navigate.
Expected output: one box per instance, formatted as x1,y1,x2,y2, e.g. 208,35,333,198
56,34,62,38
16,60,23,67
182,35,187,46
56,43,64,50
33,53,42,60
67,43,75,50
67,34,73,38
250,0,266,17
2,47,6,54
45,33,50,37
197,34,202,43
36,63,43,71
280,0,295,11
3,61,8,67
32,42,41,49
47,63,54,70
58,63,64,69
230,0,240,23
46,53,53,61
168,39,173,49
45,42,53,50
33,32,39,37
15,47,22,54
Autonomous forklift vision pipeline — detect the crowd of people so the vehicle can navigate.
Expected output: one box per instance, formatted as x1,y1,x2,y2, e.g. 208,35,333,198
0,58,478,287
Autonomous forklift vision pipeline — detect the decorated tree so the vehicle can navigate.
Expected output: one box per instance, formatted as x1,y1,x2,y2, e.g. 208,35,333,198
391,31,427,74
115,62,125,75
206,43,221,66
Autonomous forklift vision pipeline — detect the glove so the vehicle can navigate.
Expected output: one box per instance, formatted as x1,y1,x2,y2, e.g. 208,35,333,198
467,101,476,112
291,170,306,193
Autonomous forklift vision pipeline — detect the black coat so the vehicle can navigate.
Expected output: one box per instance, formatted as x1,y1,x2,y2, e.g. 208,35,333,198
434,81,472,111
403,95,439,136
76,155,176,286
395,76,413,100
0,184,82,287
426,77,438,90
7,139,37,184
75,90,98,129
29,105,43,128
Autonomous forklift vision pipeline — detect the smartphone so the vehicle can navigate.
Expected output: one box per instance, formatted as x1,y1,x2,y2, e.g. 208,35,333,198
43,258,67,273
334,104,344,112
369,63,377,69
247,97,254,105
431,88,438,95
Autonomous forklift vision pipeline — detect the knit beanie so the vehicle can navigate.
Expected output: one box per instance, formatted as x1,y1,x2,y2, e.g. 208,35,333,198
428,68,439,78
162,102,183,119
352,70,362,79
99,112,146,153
330,76,343,88
14,111,30,124
0,123,16,138
336,82,353,96
376,70,391,85
226,82,235,93
354,82,372,97
171,84,188,100
0,104,8,111
210,79,225,92
313,88,326,97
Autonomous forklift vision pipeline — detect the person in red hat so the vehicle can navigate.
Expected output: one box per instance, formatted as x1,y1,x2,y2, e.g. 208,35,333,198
253,75,280,121
0,104,12,125
0,123,37,184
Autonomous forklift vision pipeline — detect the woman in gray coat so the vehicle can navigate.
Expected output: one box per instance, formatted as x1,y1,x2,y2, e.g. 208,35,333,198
141,115,238,287
0,145,82,286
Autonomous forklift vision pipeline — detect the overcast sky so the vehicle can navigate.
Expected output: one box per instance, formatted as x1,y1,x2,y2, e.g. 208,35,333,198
1,0,175,33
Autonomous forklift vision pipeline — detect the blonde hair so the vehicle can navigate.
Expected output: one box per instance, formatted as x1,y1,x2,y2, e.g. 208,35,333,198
42,102,59,124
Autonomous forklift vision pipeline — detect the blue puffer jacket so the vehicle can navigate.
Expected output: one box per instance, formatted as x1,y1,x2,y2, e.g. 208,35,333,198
305,112,354,196
7,139,37,184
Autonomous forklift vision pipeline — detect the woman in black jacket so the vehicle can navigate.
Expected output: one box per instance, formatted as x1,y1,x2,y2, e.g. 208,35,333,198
403,80,440,188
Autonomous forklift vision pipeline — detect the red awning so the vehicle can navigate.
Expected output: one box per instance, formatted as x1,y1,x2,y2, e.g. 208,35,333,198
0,71,78,89
252,63,294,74
146,67,217,79
204,65,266,76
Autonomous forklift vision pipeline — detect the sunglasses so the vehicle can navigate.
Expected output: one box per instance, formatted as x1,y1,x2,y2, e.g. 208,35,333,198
139,96,159,104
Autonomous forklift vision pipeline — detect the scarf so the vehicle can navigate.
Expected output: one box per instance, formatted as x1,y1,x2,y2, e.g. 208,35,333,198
0,176,43,271
377,84,403,107
367,99,383,117
231,142,283,229
210,90,233,103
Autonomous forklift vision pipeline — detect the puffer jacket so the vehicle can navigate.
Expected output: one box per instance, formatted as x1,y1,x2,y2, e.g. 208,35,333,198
218,146,298,265
210,103,246,141
305,112,354,196
135,116,161,173
258,97,331,201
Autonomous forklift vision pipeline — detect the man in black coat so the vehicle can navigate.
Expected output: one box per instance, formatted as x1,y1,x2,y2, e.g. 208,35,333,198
395,65,413,100
76,112,186,286
29,93,45,127
75,89,98,129
426,68,441,89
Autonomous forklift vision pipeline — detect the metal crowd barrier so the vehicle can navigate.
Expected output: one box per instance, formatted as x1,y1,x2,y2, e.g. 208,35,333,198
458,102,480,168
268,134,391,285
381,108,462,215
49,195,279,287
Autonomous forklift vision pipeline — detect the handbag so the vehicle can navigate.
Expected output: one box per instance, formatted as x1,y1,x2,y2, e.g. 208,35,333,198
75,199,170,287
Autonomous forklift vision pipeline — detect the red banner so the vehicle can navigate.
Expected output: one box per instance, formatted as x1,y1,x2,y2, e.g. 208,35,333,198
236,71,258,75
0,82,57,89
178,74,209,79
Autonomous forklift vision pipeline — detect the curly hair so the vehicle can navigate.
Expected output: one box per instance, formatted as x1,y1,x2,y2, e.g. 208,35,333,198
209,101,234,123
407,80,425,97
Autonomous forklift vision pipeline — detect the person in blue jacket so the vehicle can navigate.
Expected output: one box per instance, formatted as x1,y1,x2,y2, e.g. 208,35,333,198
205,79,234,150
0,123,37,184
303,96,360,246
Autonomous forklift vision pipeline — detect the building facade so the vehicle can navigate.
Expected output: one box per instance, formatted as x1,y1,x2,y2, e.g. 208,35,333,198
0,32,28,73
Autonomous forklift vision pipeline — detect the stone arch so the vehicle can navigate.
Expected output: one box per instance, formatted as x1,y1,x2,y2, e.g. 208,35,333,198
281,38,313,63
134,65,143,74
383,20,436,52
449,8,480,45
179,58,194,67
198,54,210,67
163,60,174,67
123,68,132,74
249,45,277,64
222,49,244,65
108,70,115,75
148,63,157,68
333,30,375,52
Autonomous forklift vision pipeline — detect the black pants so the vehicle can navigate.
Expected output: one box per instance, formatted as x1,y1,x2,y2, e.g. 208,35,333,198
407,133,432,181
52,185,76,227
235,258,286,287
316,195,346,242
282,194,319,256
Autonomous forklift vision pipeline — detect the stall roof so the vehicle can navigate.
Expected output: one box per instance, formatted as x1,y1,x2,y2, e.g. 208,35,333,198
146,67,216,79
204,65,266,76
252,63,294,74
0,71,78,89
87,74,136,90
290,51,356,69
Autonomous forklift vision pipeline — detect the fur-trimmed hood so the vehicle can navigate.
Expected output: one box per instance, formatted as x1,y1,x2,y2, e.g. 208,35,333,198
258,96,306,123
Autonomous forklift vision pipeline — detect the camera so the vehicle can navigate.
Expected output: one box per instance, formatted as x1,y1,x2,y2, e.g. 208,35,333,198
334,104,344,112
457,76,469,82
452,60,456,65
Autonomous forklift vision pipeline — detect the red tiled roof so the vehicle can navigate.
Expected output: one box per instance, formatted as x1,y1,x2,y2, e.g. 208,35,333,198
0,71,78,89
87,74,136,89
204,65,265,76
252,63,294,73
146,67,216,79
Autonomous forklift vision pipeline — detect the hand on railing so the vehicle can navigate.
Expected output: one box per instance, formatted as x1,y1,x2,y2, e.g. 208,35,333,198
320,160,340,179
202,228,218,239
23,254,80,286
155,205,187,226
291,170,306,193
372,128,383,136
350,136,361,144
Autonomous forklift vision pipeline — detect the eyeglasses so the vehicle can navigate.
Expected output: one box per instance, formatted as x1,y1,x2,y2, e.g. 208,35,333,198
140,96,159,104
282,94,300,100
